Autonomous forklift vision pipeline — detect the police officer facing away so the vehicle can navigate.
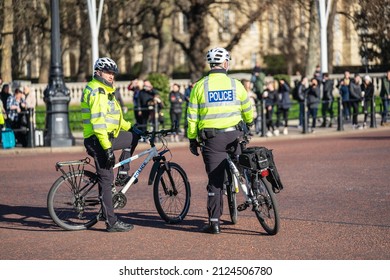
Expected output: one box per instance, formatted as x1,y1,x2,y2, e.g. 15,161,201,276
187,47,254,234
81,57,141,232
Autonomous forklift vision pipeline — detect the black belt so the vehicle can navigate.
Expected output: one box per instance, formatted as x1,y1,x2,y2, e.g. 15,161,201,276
215,126,237,134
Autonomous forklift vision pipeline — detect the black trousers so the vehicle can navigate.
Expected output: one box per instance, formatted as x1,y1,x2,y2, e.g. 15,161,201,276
321,100,334,123
84,131,139,227
170,110,182,133
276,108,289,128
201,130,243,224
350,100,360,125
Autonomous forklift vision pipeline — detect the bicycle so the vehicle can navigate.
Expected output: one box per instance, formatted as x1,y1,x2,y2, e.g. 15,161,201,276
47,127,191,231
223,130,282,235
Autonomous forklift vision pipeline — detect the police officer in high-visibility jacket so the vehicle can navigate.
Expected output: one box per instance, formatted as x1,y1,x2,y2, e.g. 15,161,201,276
82,57,141,232
187,47,254,234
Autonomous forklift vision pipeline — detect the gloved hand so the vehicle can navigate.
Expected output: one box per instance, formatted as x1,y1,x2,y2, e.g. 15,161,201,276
105,147,115,169
129,125,144,136
246,121,254,128
189,139,199,156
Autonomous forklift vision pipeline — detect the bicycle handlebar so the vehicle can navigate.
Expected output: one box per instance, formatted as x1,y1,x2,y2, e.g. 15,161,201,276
144,120,178,136
141,120,179,147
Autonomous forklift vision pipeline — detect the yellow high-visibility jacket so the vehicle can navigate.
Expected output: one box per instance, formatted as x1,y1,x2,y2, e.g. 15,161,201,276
81,78,131,150
187,69,253,140
0,102,5,125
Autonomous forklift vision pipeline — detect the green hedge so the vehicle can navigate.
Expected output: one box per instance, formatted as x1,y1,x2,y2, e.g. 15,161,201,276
35,97,383,132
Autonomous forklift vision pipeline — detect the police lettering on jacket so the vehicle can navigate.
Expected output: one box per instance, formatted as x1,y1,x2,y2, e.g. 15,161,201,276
207,90,234,103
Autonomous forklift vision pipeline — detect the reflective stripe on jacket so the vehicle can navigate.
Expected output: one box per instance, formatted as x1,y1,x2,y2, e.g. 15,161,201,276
187,69,253,139
81,78,131,150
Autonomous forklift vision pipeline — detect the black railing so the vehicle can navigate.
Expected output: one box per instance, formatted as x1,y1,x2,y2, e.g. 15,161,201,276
3,96,386,148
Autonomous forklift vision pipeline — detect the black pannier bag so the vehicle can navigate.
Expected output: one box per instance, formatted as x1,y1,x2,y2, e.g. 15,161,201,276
264,148,284,193
238,147,269,171
239,146,284,193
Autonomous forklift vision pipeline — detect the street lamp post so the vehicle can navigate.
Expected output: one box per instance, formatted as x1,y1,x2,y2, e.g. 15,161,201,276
43,0,75,147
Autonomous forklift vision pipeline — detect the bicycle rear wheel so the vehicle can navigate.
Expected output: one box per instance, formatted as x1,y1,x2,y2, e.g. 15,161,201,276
47,170,100,230
153,162,191,224
226,174,238,224
253,177,280,235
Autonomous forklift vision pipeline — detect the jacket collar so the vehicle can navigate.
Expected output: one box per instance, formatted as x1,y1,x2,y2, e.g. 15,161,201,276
93,75,116,92
208,68,227,75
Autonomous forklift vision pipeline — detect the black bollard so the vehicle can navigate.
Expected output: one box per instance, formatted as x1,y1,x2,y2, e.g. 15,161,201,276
302,98,308,134
27,108,35,148
260,99,266,137
337,97,344,131
370,96,377,128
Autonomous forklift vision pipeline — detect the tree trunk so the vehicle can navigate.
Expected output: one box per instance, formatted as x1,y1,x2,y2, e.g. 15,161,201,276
37,2,51,84
140,38,155,80
76,1,90,82
305,0,320,77
38,30,51,84
327,0,338,74
1,0,14,83
156,1,174,75
186,8,210,81
76,42,90,82
140,10,156,79
157,12,173,75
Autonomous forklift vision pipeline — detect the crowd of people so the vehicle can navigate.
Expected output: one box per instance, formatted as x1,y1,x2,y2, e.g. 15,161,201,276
244,66,390,136
127,78,191,142
0,78,36,147
1,66,389,148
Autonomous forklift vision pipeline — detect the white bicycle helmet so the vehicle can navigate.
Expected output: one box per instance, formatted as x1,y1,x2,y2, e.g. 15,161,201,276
205,47,231,64
94,57,118,74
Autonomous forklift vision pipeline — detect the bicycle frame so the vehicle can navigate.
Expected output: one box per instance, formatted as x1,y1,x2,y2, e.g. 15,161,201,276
226,154,251,200
113,145,165,194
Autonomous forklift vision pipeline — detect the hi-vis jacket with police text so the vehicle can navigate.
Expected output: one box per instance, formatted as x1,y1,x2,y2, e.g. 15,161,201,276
81,78,131,150
187,69,253,140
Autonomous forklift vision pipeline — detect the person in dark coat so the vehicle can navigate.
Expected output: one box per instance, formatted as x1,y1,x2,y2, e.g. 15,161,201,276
307,78,321,132
349,74,363,129
263,81,279,137
0,84,11,116
337,71,351,121
169,83,185,142
276,79,291,135
361,75,374,128
380,70,390,125
137,80,156,131
321,73,334,127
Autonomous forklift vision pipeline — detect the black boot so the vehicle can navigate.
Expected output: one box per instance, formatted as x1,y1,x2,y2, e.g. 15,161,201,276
202,222,220,234
106,220,134,232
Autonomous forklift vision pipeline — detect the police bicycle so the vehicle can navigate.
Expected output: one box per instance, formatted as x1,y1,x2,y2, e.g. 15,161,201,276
224,129,282,235
47,127,191,231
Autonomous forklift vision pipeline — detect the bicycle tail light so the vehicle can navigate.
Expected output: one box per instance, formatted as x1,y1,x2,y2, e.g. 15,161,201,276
260,168,269,177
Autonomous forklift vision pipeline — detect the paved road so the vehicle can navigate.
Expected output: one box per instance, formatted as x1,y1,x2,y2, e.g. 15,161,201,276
0,127,389,260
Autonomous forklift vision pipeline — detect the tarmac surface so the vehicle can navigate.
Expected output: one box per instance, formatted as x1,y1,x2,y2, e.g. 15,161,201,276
0,120,390,261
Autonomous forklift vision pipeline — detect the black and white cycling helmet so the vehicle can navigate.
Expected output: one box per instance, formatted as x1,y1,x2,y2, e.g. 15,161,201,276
205,47,231,64
94,57,118,74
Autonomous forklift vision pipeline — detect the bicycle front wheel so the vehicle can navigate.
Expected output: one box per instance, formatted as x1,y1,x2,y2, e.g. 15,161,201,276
47,170,100,231
153,162,191,224
253,177,280,235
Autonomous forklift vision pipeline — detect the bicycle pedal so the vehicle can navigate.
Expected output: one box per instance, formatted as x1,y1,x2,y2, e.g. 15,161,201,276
237,202,249,212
